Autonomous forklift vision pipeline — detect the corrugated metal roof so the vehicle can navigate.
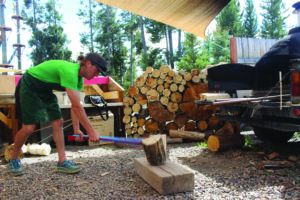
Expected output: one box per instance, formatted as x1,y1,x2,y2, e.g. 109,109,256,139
93,0,230,39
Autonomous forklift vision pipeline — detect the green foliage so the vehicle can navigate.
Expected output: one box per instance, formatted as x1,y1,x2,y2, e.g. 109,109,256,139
210,27,230,65
260,0,289,39
243,0,259,37
194,140,208,148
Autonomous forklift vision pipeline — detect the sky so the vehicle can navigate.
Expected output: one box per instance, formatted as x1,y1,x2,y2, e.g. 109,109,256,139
2,0,300,72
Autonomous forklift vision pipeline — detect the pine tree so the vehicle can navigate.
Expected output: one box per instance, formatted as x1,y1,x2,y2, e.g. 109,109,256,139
243,0,259,37
260,0,289,39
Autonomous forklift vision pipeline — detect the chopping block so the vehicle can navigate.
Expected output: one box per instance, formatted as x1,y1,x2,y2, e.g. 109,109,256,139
134,157,194,195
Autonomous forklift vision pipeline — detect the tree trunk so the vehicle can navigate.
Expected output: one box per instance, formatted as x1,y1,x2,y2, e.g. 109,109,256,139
169,130,205,140
208,135,245,152
148,101,175,122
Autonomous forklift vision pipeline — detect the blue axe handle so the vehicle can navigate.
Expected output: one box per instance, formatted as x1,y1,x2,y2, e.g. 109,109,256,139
68,134,143,145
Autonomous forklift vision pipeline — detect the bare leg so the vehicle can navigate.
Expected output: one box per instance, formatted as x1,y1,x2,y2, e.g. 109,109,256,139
51,118,66,163
10,124,36,160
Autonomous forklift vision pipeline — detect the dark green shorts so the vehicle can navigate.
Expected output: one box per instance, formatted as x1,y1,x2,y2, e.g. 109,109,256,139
16,73,62,125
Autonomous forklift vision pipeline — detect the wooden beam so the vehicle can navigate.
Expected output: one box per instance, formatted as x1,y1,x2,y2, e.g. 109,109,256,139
134,157,194,195
90,84,104,96
0,111,12,129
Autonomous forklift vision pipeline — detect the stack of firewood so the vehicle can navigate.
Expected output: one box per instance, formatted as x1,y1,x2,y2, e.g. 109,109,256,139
123,65,245,152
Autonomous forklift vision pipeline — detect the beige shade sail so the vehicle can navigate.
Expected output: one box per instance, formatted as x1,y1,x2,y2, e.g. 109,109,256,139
93,0,230,39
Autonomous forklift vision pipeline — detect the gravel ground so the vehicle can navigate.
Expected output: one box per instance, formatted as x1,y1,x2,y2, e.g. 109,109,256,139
0,142,299,199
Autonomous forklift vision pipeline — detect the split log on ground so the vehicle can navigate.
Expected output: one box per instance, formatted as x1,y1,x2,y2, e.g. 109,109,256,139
160,65,170,74
139,134,167,166
215,121,234,135
147,89,159,101
137,118,146,127
174,112,189,126
123,106,132,115
139,108,149,118
184,121,195,131
168,70,175,77
123,96,135,106
138,127,145,136
136,94,148,105
173,74,183,83
135,76,146,87
146,77,157,89
197,120,208,131
178,85,185,93
146,66,153,73
165,76,173,84
180,102,214,120
145,118,159,133
127,86,139,97
166,122,179,133
148,102,175,122
203,128,214,140
169,130,205,140
170,92,182,103
157,85,164,93
140,87,148,94
208,135,245,152
160,96,169,106
163,89,171,97
170,83,178,92
261,161,294,168
184,73,192,81
167,102,179,112
191,69,200,76
123,115,131,124
157,79,164,85
160,73,166,80
132,104,141,113
152,69,161,78
208,116,224,130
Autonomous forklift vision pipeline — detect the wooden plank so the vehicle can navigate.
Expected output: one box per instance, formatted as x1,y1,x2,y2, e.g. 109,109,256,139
230,37,237,63
0,75,15,94
0,111,11,129
103,91,119,100
91,84,104,95
134,157,194,195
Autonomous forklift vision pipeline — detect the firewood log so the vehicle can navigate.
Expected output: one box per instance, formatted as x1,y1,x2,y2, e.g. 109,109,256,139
178,85,185,93
139,108,149,118
136,94,148,105
123,115,131,124
157,85,164,93
132,104,141,113
123,96,135,106
168,70,175,77
174,112,189,126
160,96,169,106
170,92,182,103
165,76,173,84
145,118,159,133
158,122,166,134
147,89,159,102
184,73,192,81
131,115,138,123
143,72,148,78
169,130,205,140
208,116,224,130
164,82,170,89
148,102,175,122
123,106,132,116
215,121,234,135
197,120,208,131
160,73,166,80
138,127,145,136
127,85,139,97
166,122,178,133
180,102,214,121
135,76,146,87
203,128,214,140
132,122,138,128
160,65,170,74
170,83,178,92
163,89,171,97
140,86,148,95
181,79,187,85
125,123,131,129
126,128,132,135
179,69,186,76
142,134,167,166
137,118,146,127
152,69,161,78
173,74,183,83
146,66,153,73
192,75,200,83
167,102,178,112
184,121,195,131
146,77,157,89
191,69,200,76
157,78,164,85
208,135,245,152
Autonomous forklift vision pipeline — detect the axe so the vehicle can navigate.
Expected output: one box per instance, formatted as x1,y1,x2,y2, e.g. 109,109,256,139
68,134,143,145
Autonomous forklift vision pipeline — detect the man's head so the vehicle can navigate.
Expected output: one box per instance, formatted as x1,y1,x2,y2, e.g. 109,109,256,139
85,53,107,76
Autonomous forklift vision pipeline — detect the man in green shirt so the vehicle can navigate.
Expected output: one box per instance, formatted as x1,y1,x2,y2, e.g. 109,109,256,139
8,53,107,176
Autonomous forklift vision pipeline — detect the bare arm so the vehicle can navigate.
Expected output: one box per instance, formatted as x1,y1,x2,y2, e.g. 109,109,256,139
66,88,100,142
71,109,85,142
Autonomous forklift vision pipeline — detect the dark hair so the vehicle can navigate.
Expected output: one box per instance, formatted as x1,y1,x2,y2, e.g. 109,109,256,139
77,55,87,67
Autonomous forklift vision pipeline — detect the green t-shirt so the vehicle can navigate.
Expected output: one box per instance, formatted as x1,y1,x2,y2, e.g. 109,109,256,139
27,60,84,91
